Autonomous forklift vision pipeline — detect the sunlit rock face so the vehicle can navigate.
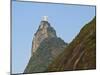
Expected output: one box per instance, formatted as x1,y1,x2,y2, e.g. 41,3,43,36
24,17,67,73
32,18,57,53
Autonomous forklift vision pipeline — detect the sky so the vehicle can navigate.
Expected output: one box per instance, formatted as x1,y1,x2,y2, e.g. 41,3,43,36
12,1,95,74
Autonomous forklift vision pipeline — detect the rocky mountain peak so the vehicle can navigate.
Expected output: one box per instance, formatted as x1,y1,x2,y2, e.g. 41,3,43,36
24,17,67,73
32,17,57,54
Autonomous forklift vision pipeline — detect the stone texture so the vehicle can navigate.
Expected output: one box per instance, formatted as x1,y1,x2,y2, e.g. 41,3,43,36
32,21,57,53
47,17,96,71
24,19,67,73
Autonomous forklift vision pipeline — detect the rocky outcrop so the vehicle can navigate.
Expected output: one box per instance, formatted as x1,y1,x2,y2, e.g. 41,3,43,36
31,21,57,53
24,17,66,73
24,16,96,74
47,17,96,71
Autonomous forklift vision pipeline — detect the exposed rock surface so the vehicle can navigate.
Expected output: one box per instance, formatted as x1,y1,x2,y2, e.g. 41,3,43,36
32,21,57,53
47,17,96,71
24,18,66,73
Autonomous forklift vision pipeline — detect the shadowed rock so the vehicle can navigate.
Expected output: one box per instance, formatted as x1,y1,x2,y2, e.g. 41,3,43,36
24,17,67,73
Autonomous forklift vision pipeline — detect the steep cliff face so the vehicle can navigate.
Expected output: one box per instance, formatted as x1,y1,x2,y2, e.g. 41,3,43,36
24,18,66,73
47,17,96,71
32,21,57,53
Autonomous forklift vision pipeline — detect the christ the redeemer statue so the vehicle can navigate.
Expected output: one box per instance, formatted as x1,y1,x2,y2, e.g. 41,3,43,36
42,16,48,21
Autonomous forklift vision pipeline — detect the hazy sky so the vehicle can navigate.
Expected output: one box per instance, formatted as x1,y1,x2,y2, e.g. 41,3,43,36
12,1,95,74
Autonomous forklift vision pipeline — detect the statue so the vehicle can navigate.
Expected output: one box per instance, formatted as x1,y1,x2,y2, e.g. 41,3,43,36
42,16,48,21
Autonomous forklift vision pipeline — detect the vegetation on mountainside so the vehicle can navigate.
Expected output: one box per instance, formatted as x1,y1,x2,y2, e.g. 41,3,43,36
47,16,96,71
24,37,66,73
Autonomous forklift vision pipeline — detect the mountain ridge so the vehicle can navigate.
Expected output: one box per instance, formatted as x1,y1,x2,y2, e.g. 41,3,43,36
24,16,96,73
24,18,67,73
47,16,96,71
